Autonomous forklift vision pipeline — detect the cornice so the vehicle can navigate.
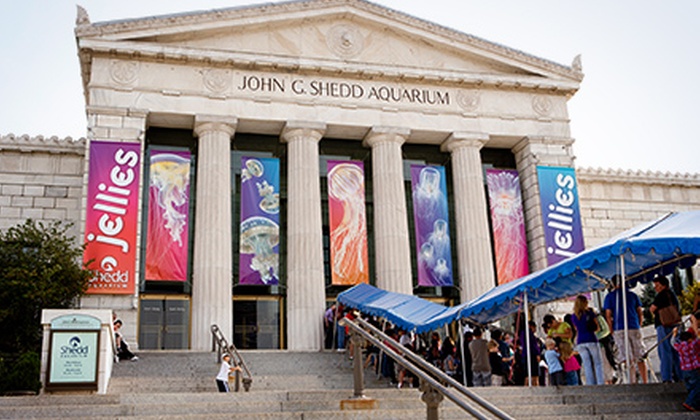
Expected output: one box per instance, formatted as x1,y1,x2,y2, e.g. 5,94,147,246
0,134,86,155
75,0,582,82
79,39,580,94
576,166,700,187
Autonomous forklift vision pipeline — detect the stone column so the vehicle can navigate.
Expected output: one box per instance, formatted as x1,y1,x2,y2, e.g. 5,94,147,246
441,132,494,303
363,127,413,295
191,115,237,350
512,136,575,272
281,121,326,351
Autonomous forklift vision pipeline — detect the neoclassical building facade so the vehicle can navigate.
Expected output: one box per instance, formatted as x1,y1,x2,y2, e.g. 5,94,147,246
1,0,698,351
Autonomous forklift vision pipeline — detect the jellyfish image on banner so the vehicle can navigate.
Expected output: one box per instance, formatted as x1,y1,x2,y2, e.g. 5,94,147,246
256,180,279,214
410,165,453,286
240,156,280,285
145,151,191,281
327,161,369,285
241,158,264,183
240,216,279,284
486,169,529,284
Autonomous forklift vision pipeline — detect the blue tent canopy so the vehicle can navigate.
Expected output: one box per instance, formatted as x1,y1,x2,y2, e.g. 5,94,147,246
338,211,700,331
460,211,700,324
337,283,463,333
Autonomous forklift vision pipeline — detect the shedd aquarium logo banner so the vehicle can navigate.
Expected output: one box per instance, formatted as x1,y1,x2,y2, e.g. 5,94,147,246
61,336,90,357
537,166,585,266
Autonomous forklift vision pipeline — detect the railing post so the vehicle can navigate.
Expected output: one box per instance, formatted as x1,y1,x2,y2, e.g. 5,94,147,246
234,368,241,392
351,331,365,398
421,383,444,420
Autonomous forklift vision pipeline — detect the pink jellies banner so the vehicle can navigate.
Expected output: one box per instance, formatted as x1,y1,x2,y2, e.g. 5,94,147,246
410,165,453,287
485,169,530,284
84,141,141,294
327,160,369,285
239,157,280,285
145,149,191,281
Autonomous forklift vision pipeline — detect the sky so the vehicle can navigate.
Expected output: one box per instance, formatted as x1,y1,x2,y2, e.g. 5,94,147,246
1,0,698,174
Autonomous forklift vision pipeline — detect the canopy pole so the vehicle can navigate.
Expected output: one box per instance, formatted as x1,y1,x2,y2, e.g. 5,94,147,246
621,255,632,384
524,292,532,387
459,321,467,386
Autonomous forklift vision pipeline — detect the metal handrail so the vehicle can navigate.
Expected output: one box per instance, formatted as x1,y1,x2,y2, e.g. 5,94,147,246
341,317,514,420
210,324,253,392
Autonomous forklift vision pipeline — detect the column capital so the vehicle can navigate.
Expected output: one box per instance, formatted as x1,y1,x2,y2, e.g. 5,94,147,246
193,115,238,137
512,135,575,154
440,131,489,153
362,126,410,148
280,121,326,144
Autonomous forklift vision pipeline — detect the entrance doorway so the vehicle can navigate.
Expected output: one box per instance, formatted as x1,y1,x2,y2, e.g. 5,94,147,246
233,296,283,349
139,296,190,350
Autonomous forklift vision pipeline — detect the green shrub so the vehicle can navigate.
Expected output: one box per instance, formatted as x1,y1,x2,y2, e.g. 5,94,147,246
0,352,41,394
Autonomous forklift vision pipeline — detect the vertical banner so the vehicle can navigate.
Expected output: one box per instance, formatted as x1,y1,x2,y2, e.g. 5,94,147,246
327,160,369,285
145,150,191,281
83,141,141,294
239,157,280,285
411,165,453,286
486,169,530,284
537,166,585,266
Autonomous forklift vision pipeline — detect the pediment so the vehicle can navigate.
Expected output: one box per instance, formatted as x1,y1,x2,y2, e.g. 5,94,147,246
77,0,582,86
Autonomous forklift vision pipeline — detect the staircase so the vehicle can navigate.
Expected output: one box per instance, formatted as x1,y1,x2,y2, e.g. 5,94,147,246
0,350,695,419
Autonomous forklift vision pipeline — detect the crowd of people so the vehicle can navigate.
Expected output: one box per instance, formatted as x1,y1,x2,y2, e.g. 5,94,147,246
326,279,700,411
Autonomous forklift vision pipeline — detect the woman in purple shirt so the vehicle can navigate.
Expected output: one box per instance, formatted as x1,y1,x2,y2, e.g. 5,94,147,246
570,295,605,385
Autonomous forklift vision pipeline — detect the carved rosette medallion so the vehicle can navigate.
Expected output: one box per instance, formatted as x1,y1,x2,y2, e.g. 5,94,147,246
532,95,553,117
110,60,139,87
456,90,480,112
203,68,231,94
326,24,364,59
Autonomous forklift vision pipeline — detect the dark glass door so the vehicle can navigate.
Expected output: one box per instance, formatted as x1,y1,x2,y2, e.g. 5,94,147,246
139,297,190,349
233,298,281,349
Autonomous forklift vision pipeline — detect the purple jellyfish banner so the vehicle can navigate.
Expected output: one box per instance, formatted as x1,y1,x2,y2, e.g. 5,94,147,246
327,160,369,285
410,164,453,287
239,156,280,285
145,149,191,281
537,166,585,266
485,169,530,285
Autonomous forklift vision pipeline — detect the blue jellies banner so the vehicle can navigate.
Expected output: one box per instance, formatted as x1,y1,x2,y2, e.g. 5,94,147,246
410,165,453,286
239,157,280,285
537,166,585,266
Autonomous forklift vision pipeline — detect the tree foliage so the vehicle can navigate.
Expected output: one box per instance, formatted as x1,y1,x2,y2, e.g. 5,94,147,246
0,220,93,355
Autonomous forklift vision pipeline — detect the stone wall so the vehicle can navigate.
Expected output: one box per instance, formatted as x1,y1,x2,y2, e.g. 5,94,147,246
577,167,700,247
0,134,85,239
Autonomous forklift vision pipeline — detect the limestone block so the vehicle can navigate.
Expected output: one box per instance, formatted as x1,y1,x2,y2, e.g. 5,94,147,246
96,114,123,128
23,185,45,197
44,208,67,220
11,196,33,207
33,197,55,208
591,209,607,219
58,156,84,175
0,207,21,218
56,197,79,210
21,207,43,219
0,196,10,206
45,187,68,198
2,184,23,196
109,127,142,141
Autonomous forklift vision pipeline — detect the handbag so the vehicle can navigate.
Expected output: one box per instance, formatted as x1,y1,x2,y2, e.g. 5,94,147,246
658,304,681,327
585,309,599,333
